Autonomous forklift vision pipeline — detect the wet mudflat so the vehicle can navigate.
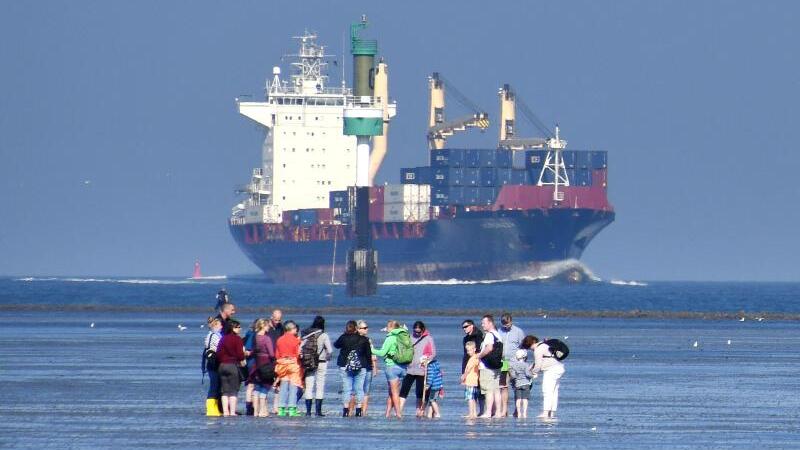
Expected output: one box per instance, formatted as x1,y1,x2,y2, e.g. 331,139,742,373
1,311,799,449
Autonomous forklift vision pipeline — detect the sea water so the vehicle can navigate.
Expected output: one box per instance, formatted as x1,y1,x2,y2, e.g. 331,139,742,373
1,277,799,448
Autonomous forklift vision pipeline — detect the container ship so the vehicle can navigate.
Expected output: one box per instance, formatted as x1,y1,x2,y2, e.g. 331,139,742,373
229,29,614,283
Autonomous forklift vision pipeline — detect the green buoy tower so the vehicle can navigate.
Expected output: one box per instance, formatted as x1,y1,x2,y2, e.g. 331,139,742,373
345,16,384,297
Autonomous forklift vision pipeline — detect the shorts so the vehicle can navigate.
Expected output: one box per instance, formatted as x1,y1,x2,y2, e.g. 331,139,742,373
218,363,242,396
499,370,509,388
464,386,479,401
385,364,407,382
363,370,374,395
514,385,531,401
479,367,500,395
254,383,271,398
425,388,441,406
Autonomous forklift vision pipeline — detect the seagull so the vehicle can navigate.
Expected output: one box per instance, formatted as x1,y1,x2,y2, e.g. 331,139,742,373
90,322,95,328
178,324,187,331
563,336,569,340
739,317,745,322
756,317,764,322
692,341,699,348
542,314,548,319
591,426,597,431
727,339,731,345
200,324,205,328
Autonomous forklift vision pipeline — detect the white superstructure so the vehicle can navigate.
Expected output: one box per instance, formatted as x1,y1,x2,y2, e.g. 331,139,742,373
233,32,374,224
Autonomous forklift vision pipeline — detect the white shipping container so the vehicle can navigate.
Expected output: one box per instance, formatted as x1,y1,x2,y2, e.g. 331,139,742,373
403,203,431,222
383,203,405,222
384,184,430,204
245,205,282,224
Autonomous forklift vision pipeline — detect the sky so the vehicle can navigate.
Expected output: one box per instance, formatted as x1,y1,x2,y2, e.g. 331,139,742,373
1,1,798,281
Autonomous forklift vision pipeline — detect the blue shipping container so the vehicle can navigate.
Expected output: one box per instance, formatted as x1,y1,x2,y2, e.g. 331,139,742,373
446,187,466,205
477,187,496,205
465,149,481,168
574,168,592,186
526,150,549,168
512,150,527,169
464,187,481,205
433,168,464,186
431,149,466,168
511,169,529,185
463,168,480,186
299,209,317,226
478,149,497,167
479,167,497,186
575,151,591,169
400,167,432,184
431,186,450,206
496,149,512,168
329,190,349,211
590,151,607,169
561,151,577,168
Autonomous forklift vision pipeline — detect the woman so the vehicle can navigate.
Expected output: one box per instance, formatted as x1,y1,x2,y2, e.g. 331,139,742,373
242,319,259,415
334,320,371,417
399,321,436,417
301,315,333,416
274,320,304,417
522,335,565,419
216,319,245,416
202,317,223,416
371,320,408,418
248,319,275,417
354,320,377,416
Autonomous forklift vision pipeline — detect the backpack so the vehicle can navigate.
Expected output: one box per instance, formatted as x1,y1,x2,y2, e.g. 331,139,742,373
481,333,503,370
344,349,363,373
201,333,219,376
544,339,569,361
300,330,321,372
391,329,414,364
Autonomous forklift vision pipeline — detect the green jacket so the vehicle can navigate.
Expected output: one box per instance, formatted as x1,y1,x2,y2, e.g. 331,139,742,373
371,328,404,367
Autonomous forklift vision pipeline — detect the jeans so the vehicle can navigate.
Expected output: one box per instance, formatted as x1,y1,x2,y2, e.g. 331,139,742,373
206,370,220,399
278,380,299,408
340,368,366,406
384,364,407,382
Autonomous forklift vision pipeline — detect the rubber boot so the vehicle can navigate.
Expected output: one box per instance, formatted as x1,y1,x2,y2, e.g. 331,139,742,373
315,399,325,416
277,407,287,417
205,398,222,417
305,399,313,416
246,402,254,416
355,407,362,417
342,407,349,417
288,406,302,417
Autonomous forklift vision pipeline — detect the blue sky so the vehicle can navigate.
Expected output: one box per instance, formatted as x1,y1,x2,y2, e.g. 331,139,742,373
1,1,798,281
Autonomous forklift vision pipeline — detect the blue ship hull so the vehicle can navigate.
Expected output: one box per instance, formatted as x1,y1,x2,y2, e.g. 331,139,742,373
229,208,614,283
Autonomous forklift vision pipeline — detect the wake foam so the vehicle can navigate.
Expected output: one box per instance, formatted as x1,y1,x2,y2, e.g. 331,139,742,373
15,277,212,285
380,259,600,285
609,279,648,287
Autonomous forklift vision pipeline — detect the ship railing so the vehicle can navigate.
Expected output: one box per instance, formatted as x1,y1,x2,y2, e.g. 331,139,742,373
344,95,394,109
229,216,247,225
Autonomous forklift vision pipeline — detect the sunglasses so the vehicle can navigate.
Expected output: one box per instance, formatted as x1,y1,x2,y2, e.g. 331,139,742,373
462,324,471,329
358,327,368,330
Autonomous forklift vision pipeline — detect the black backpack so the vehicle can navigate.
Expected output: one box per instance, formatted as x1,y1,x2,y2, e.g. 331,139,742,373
481,333,503,370
544,339,569,361
300,330,321,372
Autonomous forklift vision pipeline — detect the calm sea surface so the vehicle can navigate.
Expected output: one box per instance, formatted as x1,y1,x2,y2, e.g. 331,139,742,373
1,277,799,448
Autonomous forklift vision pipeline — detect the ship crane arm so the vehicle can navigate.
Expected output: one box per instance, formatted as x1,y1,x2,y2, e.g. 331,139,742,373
428,113,490,140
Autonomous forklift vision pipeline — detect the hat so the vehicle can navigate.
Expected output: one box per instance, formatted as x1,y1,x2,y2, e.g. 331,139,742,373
515,349,528,360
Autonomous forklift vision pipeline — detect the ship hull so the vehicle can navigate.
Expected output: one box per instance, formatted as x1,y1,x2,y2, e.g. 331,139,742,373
230,208,614,283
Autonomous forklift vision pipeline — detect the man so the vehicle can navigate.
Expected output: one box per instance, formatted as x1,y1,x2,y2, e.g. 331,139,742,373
215,303,236,333
266,309,284,343
461,319,483,373
497,312,525,417
215,288,230,311
476,314,502,418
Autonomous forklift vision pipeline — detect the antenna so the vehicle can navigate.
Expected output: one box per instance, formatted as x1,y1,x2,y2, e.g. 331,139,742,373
341,30,346,89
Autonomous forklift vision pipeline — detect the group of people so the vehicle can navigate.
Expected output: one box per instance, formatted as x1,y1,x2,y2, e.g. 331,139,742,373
202,302,566,420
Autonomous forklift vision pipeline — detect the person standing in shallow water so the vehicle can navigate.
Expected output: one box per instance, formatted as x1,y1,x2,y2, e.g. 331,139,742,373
371,320,408,418
248,319,275,417
334,320,371,417
476,315,502,418
216,320,245,416
399,321,436,417
354,320,377,416
274,320,303,416
497,312,525,417
522,335,565,419
301,315,332,416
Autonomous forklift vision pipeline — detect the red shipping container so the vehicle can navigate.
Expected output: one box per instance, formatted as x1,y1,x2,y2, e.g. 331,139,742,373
369,186,384,222
592,169,608,188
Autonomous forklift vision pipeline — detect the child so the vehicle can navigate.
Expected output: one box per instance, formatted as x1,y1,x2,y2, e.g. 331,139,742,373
508,349,533,418
460,341,480,419
422,355,443,418
203,317,223,416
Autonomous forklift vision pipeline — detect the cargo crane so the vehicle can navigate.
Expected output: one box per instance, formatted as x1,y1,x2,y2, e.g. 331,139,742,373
427,72,490,150
497,84,569,202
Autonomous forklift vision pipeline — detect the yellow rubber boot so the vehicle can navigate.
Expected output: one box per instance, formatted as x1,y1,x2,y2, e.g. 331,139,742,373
206,398,222,416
